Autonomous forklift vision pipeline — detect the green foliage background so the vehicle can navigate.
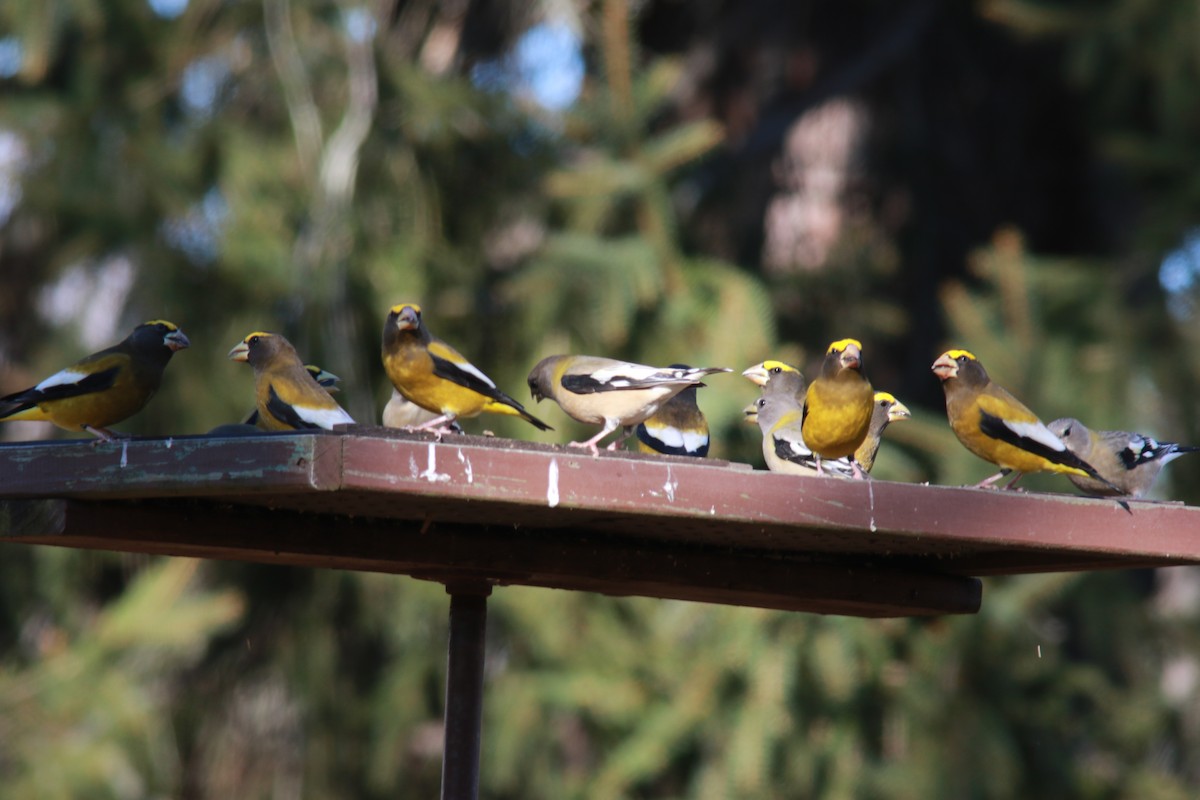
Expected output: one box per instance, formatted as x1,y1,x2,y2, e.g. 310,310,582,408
2,0,1200,797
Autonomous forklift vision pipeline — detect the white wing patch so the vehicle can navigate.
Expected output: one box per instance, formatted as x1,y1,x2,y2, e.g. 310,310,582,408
35,368,92,392
647,424,685,449
678,430,708,453
453,359,497,390
294,404,355,430
774,431,855,476
586,361,711,389
588,361,671,385
1001,418,1067,452
775,432,815,460
645,424,707,454
1121,435,1151,465
1125,435,1189,467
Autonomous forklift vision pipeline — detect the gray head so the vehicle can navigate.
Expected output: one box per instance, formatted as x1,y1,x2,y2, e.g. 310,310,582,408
527,355,564,402
1046,417,1091,455
754,372,805,434
764,369,806,403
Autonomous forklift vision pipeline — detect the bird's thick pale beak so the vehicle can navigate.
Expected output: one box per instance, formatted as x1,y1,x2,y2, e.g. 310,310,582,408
840,344,862,370
228,341,250,362
393,305,420,331
741,363,770,387
743,401,759,424
165,330,190,352
888,400,912,423
931,353,957,380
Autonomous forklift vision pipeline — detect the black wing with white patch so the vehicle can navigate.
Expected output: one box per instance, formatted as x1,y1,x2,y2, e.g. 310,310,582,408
978,408,1101,477
266,384,323,430
3,365,121,406
1119,436,1200,470
560,363,710,395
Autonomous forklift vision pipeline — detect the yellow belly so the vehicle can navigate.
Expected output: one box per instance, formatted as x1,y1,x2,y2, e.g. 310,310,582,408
385,353,488,419
952,417,1086,477
38,383,152,431
804,405,871,459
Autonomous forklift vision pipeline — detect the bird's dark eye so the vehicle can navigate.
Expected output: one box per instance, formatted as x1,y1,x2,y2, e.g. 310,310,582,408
249,336,260,345
769,367,781,375
879,400,887,408
756,398,767,409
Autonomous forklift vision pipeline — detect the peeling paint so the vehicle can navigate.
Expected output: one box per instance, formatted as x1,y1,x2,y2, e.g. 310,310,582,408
662,465,677,502
867,477,877,533
420,443,450,483
457,449,473,484
547,459,560,508
408,455,419,479
165,438,173,449
119,441,128,468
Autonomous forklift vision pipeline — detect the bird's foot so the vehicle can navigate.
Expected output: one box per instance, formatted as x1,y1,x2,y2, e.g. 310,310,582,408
408,414,460,440
605,427,633,451
568,440,602,457
1002,472,1026,491
84,425,125,443
974,469,1012,489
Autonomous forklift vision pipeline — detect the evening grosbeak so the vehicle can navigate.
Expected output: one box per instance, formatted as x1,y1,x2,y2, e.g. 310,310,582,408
752,369,854,478
801,339,874,477
382,304,550,437
1047,417,1199,498
741,360,804,427
931,349,1109,489
229,332,355,431
855,392,912,473
0,320,189,440
632,365,710,457
742,360,804,396
244,364,339,427
305,365,341,391
527,356,731,456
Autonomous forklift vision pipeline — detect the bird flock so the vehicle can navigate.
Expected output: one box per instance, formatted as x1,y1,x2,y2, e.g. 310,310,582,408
1,306,1194,501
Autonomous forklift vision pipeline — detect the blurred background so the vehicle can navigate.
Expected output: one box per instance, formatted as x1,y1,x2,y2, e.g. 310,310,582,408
2,0,1200,796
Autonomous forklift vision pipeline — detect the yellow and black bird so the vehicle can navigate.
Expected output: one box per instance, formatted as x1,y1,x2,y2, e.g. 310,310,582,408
229,332,355,431
244,364,339,427
931,349,1107,489
382,304,550,437
0,320,189,440
801,339,874,477
632,365,710,458
742,358,907,474
752,369,854,478
304,365,341,391
1047,417,1199,498
855,392,912,473
528,356,731,455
